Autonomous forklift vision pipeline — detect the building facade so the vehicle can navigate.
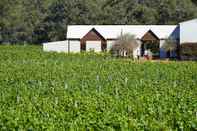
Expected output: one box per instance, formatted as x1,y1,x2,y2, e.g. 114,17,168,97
43,19,197,59
180,19,197,44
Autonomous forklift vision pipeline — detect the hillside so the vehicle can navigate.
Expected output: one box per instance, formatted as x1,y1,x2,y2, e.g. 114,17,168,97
1,0,197,43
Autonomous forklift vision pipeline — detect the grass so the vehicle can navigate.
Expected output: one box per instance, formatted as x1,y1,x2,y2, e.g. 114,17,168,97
0,45,196,130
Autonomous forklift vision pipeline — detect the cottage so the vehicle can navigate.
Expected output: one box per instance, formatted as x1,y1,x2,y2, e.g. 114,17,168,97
43,18,197,59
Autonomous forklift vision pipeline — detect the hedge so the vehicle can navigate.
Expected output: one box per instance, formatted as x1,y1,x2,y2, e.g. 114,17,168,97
180,43,197,57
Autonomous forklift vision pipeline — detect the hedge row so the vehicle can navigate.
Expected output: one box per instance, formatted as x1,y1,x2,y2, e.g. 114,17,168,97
180,43,197,57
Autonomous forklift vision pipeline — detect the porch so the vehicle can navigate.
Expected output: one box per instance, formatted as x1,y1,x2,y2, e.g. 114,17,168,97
139,30,160,59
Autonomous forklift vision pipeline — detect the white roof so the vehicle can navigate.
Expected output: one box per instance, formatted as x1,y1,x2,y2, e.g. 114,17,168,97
67,25,178,39
179,18,197,24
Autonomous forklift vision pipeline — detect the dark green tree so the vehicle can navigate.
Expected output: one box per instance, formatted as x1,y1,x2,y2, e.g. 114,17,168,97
1,0,197,44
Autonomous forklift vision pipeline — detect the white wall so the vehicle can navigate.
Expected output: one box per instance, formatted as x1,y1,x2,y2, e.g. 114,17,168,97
43,40,81,53
86,41,101,52
43,41,69,53
180,19,197,44
69,40,80,53
133,40,141,58
107,40,115,51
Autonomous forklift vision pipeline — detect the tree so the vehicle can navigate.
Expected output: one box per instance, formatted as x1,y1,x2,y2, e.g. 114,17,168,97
111,34,138,58
1,0,197,44
162,37,177,58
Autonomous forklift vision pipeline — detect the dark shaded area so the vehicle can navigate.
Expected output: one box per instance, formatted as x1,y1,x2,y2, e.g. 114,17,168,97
180,43,197,57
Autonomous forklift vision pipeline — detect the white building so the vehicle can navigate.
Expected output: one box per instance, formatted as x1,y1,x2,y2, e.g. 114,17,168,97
43,40,80,53
180,19,197,44
43,18,197,59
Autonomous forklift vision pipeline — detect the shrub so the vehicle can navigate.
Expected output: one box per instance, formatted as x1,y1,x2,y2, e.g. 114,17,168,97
161,37,177,58
180,43,197,57
110,34,138,58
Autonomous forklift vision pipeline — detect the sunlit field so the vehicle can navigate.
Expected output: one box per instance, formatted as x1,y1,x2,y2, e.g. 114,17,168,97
0,45,196,130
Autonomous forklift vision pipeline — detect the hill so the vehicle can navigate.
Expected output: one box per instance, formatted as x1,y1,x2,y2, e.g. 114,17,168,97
1,0,197,44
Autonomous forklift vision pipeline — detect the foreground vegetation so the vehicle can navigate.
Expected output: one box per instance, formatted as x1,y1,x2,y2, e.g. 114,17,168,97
0,46,196,130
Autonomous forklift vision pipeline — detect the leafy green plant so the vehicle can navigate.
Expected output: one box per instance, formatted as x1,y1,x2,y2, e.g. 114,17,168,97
0,45,196,130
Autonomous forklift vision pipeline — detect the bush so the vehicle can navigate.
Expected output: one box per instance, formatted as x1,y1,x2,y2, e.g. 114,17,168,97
110,34,138,58
181,43,197,56
161,37,177,58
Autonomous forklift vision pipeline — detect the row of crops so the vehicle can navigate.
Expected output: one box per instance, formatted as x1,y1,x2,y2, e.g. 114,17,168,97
0,45,196,130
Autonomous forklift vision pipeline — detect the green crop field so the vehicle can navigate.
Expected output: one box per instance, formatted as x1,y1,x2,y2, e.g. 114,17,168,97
0,45,196,130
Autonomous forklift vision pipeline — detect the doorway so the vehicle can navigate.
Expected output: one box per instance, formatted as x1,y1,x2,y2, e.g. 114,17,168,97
141,40,160,58
141,30,160,59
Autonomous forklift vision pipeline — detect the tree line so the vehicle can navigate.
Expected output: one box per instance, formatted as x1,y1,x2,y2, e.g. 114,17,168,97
0,0,197,44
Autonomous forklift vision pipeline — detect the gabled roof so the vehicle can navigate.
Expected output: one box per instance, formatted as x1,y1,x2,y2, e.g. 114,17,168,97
141,30,160,41
81,28,106,40
67,25,178,40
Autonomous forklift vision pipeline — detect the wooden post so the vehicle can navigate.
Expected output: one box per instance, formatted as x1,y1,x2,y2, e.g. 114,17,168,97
68,40,70,53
